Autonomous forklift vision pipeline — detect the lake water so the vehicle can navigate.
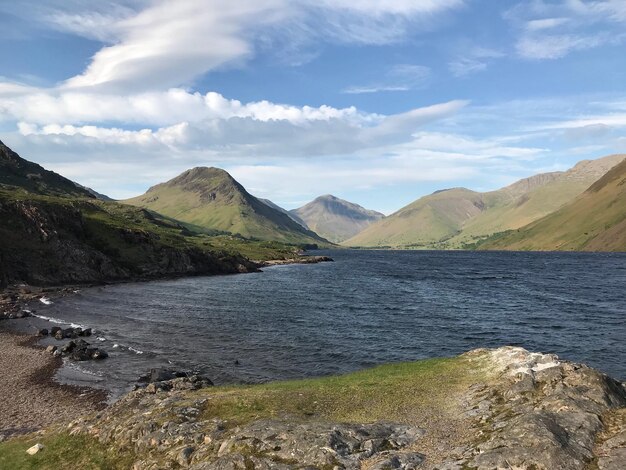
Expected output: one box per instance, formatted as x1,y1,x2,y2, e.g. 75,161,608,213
11,250,626,398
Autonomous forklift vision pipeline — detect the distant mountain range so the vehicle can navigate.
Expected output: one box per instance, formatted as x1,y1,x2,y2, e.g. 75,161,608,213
345,154,625,250
480,158,626,251
290,195,384,243
123,167,328,246
1,139,624,261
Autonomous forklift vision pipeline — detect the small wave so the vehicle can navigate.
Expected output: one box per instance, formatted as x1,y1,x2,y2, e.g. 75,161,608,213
31,313,66,325
112,344,120,349
30,313,88,329
39,297,53,305
97,336,107,342
63,360,104,377
128,346,144,355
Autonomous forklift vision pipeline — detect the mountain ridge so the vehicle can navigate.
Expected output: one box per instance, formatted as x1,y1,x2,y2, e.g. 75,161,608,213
345,154,625,249
291,194,384,243
480,158,626,251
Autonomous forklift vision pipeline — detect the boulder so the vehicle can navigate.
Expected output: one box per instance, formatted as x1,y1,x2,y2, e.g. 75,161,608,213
50,326,62,336
37,328,49,336
62,327,77,339
82,328,92,336
45,345,57,354
61,340,77,354
26,443,44,455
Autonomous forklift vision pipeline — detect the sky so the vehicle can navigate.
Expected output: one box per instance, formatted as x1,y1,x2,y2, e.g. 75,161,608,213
0,0,625,214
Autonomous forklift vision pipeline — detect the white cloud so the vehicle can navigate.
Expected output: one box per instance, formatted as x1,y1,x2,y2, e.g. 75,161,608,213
343,64,431,94
4,0,462,91
448,47,505,77
507,0,626,60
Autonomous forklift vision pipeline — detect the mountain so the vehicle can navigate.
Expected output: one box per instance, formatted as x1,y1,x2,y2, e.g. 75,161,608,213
345,154,626,248
290,195,384,243
480,158,626,251
123,167,329,245
0,140,94,198
259,198,307,227
0,142,301,287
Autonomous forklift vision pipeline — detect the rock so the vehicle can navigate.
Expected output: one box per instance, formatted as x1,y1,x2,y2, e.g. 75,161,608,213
62,327,77,339
37,328,49,336
26,443,44,455
91,348,108,360
370,452,425,470
82,328,92,336
177,446,195,466
45,345,57,354
54,329,64,340
215,420,425,468
61,340,77,354
50,326,62,336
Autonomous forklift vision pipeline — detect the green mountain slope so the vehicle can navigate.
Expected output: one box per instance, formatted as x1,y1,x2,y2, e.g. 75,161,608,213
291,195,384,243
0,140,93,198
479,158,626,252
345,154,625,248
124,167,329,245
344,188,485,248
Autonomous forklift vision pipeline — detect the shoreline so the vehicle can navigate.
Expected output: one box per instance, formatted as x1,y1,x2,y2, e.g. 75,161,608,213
0,330,107,441
0,254,334,439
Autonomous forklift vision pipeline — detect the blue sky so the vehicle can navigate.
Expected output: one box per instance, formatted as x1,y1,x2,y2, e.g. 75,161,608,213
0,0,625,213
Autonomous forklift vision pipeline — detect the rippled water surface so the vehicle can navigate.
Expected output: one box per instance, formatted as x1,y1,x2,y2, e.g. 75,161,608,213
14,250,626,397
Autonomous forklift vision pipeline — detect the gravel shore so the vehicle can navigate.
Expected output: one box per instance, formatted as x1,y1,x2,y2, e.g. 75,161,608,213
0,331,106,440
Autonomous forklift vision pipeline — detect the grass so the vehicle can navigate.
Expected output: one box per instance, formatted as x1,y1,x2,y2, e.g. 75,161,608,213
0,434,135,470
195,355,489,427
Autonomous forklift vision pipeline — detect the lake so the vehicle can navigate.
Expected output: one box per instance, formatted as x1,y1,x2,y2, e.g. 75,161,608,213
12,249,626,398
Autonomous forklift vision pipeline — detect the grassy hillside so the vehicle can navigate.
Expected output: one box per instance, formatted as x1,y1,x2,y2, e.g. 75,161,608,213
344,188,484,247
479,158,626,252
124,167,329,246
292,194,384,243
345,154,625,249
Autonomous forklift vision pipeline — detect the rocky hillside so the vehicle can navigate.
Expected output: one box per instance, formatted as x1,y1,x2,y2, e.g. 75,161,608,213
481,158,626,251
0,142,308,287
4,347,624,469
345,154,625,249
292,195,384,243
124,167,329,246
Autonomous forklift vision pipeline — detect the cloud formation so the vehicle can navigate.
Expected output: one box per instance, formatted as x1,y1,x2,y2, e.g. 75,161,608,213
507,0,626,60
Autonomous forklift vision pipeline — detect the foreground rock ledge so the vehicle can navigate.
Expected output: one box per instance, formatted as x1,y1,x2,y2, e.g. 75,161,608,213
64,347,625,470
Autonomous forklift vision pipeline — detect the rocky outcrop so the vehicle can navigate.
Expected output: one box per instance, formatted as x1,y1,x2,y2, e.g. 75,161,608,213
66,347,626,469
439,347,626,469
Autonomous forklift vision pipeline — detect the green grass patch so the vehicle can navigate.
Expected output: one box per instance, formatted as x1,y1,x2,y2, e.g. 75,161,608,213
0,433,135,470
198,355,489,427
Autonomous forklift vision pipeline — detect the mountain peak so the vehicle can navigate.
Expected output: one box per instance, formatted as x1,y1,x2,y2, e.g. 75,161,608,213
125,167,328,244
293,195,383,243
